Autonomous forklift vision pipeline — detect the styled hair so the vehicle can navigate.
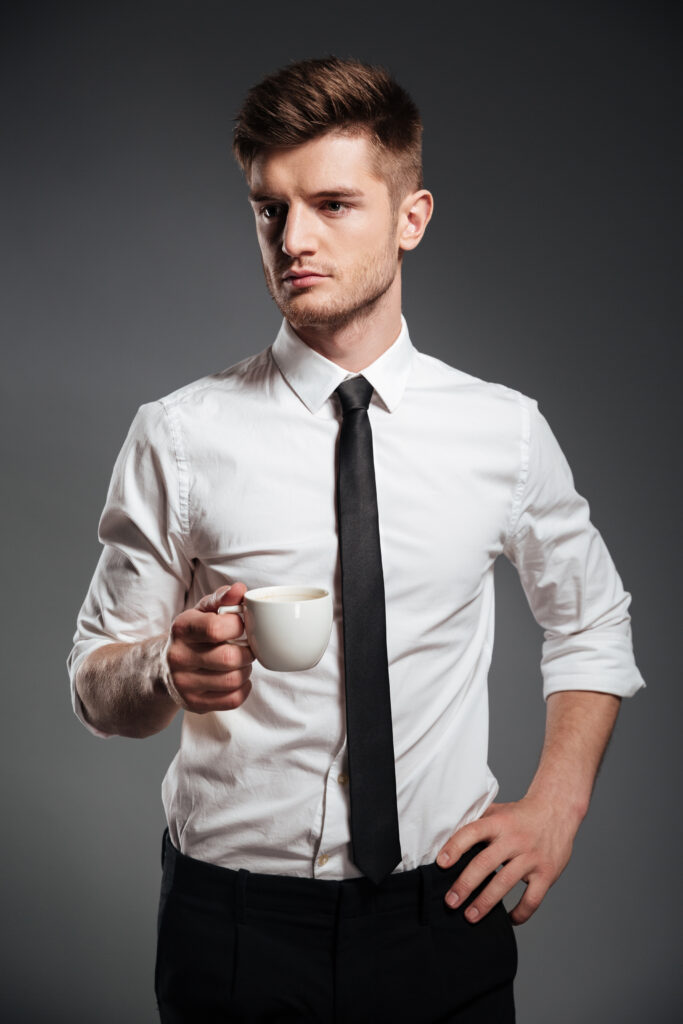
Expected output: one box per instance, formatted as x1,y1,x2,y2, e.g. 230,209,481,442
233,57,423,207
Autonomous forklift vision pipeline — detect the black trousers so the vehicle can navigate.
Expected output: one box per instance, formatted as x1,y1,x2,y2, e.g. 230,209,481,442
156,831,517,1023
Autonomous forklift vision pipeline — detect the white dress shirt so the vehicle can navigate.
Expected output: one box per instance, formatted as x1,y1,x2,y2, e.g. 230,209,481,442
68,317,644,877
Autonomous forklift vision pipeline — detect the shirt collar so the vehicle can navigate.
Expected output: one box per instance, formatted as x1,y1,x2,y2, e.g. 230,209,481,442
271,316,415,415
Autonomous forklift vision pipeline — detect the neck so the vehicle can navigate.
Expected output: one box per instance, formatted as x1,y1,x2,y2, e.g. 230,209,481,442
289,275,403,372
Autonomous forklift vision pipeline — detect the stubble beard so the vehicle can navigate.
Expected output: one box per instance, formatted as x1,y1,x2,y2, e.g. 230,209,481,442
262,238,399,332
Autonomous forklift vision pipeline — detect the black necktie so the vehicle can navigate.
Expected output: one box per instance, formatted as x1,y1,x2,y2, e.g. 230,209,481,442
335,376,401,885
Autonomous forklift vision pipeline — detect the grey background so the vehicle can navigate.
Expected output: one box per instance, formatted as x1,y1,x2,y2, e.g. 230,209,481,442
2,1,681,1021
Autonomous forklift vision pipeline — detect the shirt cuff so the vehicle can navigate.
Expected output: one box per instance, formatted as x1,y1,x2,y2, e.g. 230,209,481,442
541,630,646,701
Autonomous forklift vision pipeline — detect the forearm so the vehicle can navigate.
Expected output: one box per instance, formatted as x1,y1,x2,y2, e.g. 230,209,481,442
524,689,622,826
75,634,179,739
438,689,623,923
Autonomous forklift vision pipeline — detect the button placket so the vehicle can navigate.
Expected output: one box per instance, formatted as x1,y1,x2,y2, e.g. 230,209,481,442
313,743,351,876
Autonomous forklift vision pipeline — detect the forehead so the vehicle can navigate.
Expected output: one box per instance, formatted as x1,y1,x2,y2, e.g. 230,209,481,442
248,132,388,199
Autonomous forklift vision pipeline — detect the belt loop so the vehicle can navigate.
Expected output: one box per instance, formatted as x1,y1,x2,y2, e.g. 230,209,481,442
418,865,431,926
235,868,249,925
161,827,169,868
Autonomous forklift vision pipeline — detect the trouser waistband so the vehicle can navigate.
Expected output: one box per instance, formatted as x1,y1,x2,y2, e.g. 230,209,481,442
161,830,486,922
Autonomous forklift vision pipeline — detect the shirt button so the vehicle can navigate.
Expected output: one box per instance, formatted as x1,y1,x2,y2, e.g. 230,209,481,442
337,773,348,785
317,854,329,867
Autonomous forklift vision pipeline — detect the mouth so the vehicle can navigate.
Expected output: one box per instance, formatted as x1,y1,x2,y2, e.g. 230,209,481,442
282,269,330,289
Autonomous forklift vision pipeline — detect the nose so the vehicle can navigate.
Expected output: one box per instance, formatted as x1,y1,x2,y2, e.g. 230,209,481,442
281,204,317,258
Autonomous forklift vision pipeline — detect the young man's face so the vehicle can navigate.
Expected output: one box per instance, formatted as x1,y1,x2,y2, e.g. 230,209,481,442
248,132,404,331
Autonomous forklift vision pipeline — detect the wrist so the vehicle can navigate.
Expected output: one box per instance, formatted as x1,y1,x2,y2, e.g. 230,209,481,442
523,781,590,829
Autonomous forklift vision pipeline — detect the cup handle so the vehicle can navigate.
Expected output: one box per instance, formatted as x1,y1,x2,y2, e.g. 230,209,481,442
217,603,249,645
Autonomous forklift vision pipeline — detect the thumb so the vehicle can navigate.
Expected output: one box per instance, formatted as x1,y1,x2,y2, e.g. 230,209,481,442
195,581,248,614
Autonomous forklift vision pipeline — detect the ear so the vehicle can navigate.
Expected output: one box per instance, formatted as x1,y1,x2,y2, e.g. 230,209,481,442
397,190,434,252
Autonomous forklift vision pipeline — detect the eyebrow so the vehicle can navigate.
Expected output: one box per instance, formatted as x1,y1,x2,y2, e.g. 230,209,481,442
248,188,366,203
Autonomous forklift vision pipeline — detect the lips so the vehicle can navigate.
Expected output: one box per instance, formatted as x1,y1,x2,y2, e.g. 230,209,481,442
282,269,329,288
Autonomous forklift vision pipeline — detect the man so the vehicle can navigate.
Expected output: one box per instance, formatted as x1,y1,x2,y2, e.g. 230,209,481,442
69,57,644,1022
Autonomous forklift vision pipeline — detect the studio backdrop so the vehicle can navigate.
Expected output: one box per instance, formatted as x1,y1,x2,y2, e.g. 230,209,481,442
2,3,681,1022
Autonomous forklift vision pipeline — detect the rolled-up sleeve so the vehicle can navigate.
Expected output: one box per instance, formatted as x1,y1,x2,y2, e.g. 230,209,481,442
503,398,645,700
67,401,194,734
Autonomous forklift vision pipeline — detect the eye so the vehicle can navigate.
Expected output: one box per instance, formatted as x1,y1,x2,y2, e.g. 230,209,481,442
323,200,347,214
260,204,284,220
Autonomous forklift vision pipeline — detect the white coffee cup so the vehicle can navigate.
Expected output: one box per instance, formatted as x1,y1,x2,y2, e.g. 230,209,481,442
217,585,333,672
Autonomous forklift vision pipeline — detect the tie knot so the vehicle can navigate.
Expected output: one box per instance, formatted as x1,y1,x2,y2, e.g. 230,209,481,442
336,376,374,415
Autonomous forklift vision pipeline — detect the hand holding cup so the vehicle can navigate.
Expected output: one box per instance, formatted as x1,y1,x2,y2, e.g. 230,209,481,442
164,582,255,713
164,583,333,713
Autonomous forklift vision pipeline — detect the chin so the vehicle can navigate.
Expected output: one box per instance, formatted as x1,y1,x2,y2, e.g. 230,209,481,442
276,295,352,330
287,308,359,331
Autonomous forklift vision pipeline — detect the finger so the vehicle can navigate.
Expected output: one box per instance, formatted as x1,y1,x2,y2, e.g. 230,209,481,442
170,637,255,673
194,663,254,692
509,877,547,926
172,607,247,645
183,677,253,714
443,843,508,909
436,819,491,869
174,665,253,700
195,582,248,614
458,861,527,923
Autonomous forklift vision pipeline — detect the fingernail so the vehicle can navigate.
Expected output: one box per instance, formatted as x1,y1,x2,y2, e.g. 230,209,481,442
466,906,479,921
437,851,450,867
445,890,459,907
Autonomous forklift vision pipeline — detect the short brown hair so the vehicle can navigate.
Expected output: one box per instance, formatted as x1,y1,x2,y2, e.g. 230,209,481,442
233,57,423,207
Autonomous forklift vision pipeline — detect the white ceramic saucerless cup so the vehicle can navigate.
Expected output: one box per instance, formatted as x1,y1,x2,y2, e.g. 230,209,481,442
217,585,333,672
